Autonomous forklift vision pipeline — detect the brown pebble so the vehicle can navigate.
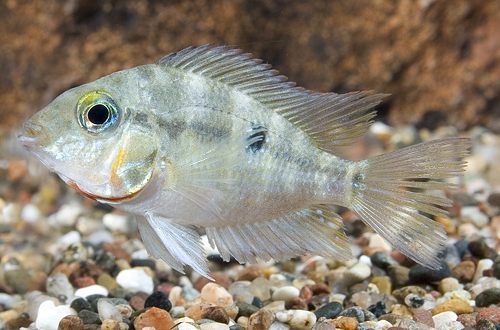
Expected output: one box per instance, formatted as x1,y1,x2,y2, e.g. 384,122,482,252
130,292,148,311
458,313,476,328
330,316,358,330
102,242,132,263
477,307,500,323
289,297,308,310
73,276,96,288
101,319,121,330
193,272,231,292
299,286,313,301
483,268,494,277
69,262,102,283
379,313,405,325
310,283,331,295
432,299,473,315
57,315,84,330
237,267,263,281
452,261,476,282
308,293,329,310
186,302,229,323
248,308,275,330
134,307,175,330
413,309,435,328
28,272,47,292
7,159,28,182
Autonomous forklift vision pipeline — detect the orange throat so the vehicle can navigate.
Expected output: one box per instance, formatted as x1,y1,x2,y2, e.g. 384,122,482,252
67,179,145,202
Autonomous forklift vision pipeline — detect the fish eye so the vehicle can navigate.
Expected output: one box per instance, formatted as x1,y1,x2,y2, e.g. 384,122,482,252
77,91,120,134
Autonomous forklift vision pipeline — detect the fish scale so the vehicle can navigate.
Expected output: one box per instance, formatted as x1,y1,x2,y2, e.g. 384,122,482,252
19,44,470,279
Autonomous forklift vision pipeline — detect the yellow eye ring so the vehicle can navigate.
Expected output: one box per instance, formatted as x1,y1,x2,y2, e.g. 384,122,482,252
77,91,120,134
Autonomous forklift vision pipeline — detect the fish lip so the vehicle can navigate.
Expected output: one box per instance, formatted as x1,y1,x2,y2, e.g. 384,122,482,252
18,122,44,148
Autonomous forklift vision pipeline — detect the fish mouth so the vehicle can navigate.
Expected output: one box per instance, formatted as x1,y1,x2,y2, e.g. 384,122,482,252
18,122,44,148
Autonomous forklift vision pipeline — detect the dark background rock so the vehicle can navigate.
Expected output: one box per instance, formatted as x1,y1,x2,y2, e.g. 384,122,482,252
1,0,500,137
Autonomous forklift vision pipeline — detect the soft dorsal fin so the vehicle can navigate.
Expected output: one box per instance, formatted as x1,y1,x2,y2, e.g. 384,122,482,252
157,44,388,153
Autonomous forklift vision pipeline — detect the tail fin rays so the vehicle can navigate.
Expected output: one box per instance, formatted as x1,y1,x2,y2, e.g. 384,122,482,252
349,137,470,269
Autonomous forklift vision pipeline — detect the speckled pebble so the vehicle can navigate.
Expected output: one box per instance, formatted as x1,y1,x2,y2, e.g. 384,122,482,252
452,261,476,282
432,299,473,315
57,315,84,330
457,313,476,328
476,288,500,307
413,309,435,328
476,318,496,330
248,308,275,330
330,316,358,330
437,320,465,330
276,310,316,330
476,307,500,324
134,307,175,330
186,303,230,324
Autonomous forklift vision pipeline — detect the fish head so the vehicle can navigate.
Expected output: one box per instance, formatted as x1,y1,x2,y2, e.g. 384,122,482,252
19,71,159,202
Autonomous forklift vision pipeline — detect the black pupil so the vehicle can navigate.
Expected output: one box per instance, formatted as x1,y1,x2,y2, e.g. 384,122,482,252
87,104,110,125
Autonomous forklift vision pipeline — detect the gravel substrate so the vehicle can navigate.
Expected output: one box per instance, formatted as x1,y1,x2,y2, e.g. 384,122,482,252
1,122,499,330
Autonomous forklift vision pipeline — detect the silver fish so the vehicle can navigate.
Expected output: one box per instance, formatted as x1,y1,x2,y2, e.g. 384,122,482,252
19,45,470,278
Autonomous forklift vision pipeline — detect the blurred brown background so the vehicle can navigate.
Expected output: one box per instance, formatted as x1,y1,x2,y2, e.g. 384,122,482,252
1,0,499,137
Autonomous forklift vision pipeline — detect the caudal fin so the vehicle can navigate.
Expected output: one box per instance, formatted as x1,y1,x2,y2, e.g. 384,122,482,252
349,137,470,269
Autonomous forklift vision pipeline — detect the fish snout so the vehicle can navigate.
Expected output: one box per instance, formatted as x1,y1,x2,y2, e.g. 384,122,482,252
18,122,45,148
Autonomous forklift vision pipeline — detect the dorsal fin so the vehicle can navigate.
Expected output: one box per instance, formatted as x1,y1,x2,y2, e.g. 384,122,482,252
157,44,388,153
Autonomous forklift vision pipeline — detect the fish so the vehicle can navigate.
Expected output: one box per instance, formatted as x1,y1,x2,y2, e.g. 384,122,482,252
19,44,470,279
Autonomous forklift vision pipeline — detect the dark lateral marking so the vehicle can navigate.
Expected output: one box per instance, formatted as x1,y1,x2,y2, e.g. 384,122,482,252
246,125,267,153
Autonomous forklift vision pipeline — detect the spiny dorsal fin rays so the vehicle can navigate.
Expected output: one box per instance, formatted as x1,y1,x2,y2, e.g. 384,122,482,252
157,44,387,153
205,205,352,265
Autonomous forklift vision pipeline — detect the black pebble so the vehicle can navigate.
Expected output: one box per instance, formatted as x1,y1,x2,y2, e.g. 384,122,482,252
469,239,496,259
251,296,264,309
144,291,172,311
454,240,470,257
236,301,260,317
367,301,386,317
94,250,118,275
408,260,451,283
370,251,398,270
78,310,102,325
70,297,93,312
131,259,156,270
314,302,342,319
476,288,500,307
340,306,365,322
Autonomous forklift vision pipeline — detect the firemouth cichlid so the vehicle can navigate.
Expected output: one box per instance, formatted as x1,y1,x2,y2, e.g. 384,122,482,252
19,44,470,279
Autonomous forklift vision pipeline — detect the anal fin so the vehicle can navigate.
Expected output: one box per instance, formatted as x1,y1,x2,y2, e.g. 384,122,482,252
205,205,352,264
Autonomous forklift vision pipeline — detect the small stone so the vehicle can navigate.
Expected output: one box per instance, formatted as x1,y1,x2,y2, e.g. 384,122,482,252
100,319,121,330
290,297,308,310
476,288,500,307
390,304,413,318
413,309,435,328
237,268,264,281
437,320,465,330
230,325,245,330
130,292,148,311
339,307,365,322
311,318,336,330
248,277,272,301
73,276,96,288
70,298,93,313
388,266,410,288
409,261,451,284
97,298,122,322
371,252,399,270
97,273,119,290
172,322,201,330
474,259,495,283
314,302,342,320
57,315,84,330
78,310,102,325
194,273,231,292
145,291,172,311
433,311,458,329
116,268,154,294
46,273,74,300
367,301,386,318
134,307,175,330
330,316,358,330
344,263,371,286
461,207,489,229
235,301,259,317
457,313,476,328
186,303,230,324
439,277,461,294
5,269,30,294
308,293,330,310
310,283,331,295
116,304,133,318
371,276,392,295
404,293,425,308
452,261,476,282
199,323,231,330
476,307,500,323
35,300,76,330
432,299,473,315
248,308,275,330
477,318,496,330
74,285,108,298
272,286,300,303
276,310,316,330
200,283,233,308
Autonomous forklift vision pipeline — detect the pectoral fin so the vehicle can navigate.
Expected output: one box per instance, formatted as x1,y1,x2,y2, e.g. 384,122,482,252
137,212,212,279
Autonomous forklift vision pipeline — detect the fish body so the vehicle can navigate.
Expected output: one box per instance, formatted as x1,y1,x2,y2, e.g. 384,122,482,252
19,45,470,278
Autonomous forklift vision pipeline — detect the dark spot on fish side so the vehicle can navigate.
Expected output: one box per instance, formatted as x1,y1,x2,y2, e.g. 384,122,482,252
246,125,267,153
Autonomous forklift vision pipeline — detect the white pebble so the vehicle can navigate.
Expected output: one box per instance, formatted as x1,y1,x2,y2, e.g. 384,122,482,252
2,203,20,223
437,320,464,330
98,298,123,322
131,248,150,260
74,284,109,298
272,286,300,303
0,293,22,309
57,230,82,247
35,300,75,330
21,204,42,223
276,310,317,330
199,323,230,330
103,213,136,233
270,321,291,330
87,230,115,245
368,234,392,252
432,311,458,329
48,204,81,227
178,323,200,330
374,320,392,330
46,273,74,300
473,259,494,283
461,206,489,228
116,268,154,294
344,262,371,285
